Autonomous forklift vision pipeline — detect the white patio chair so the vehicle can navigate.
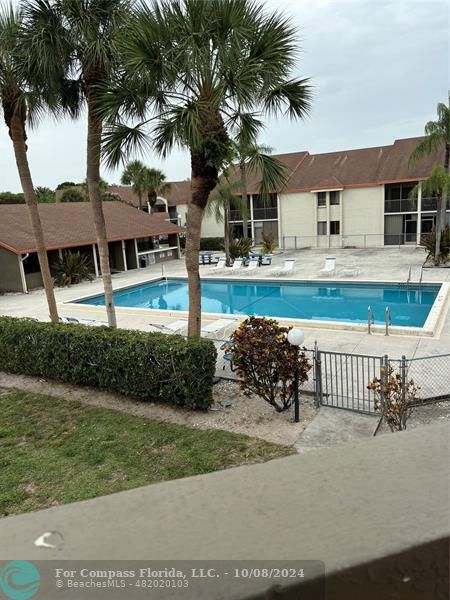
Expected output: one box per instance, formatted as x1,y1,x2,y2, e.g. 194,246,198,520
149,319,188,334
201,317,238,339
319,256,337,276
230,257,243,274
245,258,260,275
269,258,295,276
59,316,108,327
210,257,226,273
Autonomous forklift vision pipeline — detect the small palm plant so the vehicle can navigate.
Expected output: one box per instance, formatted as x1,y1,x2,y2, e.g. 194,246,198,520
52,252,94,287
261,232,277,254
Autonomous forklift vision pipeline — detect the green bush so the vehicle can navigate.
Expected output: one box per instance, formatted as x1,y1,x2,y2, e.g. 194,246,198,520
200,237,223,251
0,317,217,410
52,251,94,286
229,237,253,259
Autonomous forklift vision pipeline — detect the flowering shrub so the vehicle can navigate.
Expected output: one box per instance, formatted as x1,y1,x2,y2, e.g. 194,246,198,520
227,317,311,412
368,367,420,432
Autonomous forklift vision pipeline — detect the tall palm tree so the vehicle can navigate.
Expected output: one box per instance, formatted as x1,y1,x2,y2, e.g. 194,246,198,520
22,0,133,327
120,159,147,210
142,167,170,213
0,3,58,321
410,98,450,262
102,0,311,336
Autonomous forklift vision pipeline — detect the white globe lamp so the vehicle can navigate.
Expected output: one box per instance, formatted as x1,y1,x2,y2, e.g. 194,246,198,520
287,328,305,347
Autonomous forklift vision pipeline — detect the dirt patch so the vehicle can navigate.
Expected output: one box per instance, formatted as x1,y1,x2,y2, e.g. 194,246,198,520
0,373,318,447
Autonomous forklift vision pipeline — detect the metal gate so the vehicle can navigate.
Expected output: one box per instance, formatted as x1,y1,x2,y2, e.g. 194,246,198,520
316,349,384,414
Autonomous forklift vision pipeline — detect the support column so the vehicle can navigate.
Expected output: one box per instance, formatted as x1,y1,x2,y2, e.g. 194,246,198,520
121,240,128,271
250,194,255,240
134,239,140,268
326,192,330,248
92,243,99,277
417,183,422,246
276,193,282,246
339,192,343,248
18,255,28,293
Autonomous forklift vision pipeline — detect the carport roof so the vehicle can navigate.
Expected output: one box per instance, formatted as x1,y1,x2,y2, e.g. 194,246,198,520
0,202,183,255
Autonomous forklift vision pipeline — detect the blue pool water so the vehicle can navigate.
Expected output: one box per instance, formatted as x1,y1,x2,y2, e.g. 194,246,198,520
77,278,441,328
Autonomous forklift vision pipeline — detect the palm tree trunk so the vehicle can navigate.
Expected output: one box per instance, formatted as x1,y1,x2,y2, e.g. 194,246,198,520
148,190,157,213
240,162,249,239
86,93,117,327
9,112,58,322
224,197,231,266
187,153,219,337
185,202,203,336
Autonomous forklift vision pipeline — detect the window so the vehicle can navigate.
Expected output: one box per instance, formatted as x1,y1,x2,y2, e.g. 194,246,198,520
330,221,340,235
384,182,418,213
317,221,327,235
317,192,326,207
330,191,340,205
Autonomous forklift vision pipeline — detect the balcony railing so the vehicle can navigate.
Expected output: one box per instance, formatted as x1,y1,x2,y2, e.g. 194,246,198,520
252,207,278,220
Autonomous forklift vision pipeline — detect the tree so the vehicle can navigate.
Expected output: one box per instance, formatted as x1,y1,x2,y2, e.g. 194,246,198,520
102,0,311,336
22,0,133,327
411,166,450,263
226,317,312,412
142,167,170,213
0,191,25,204
56,181,77,190
35,186,55,203
0,4,58,321
120,159,147,210
60,188,86,203
410,98,450,262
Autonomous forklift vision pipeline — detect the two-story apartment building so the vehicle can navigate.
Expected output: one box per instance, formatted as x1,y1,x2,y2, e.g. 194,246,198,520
112,136,447,249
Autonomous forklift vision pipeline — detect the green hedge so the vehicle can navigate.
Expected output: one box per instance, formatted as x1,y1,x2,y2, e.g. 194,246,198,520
0,317,217,410
200,237,223,251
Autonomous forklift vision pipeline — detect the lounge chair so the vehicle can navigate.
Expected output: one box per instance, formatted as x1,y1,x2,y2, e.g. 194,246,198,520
201,317,238,338
210,257,226,272
59,316,108,327
149,319,188,334
245,258,260,274
341,263,360,277
269,258,295,276
230,258,243,273
261,254,273,266
319,256,336,276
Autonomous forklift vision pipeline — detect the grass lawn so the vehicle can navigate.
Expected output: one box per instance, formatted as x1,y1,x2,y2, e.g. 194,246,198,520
0,389,293,517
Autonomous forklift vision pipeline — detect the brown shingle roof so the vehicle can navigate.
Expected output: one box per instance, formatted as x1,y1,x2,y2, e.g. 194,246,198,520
376,137,445,183
0,202,183,255
103,137,445,210
109,180,192,208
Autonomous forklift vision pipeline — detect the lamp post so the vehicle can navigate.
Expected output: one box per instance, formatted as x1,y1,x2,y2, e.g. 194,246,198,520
287,328,305,423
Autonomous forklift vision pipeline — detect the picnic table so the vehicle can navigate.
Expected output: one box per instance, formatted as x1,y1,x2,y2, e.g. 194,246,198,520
199,251,217,265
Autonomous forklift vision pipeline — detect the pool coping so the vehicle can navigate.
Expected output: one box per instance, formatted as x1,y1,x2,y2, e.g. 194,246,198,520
62,277,450,338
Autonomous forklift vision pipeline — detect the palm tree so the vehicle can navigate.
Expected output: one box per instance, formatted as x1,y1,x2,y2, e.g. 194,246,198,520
102,0,311,336
121,159,147,210
142,167,170,213
410,98,450,262
0,3,58,321
411,165,450,263
22,0,133,327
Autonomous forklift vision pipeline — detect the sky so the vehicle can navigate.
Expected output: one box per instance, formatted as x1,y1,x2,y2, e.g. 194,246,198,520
0,0,448,192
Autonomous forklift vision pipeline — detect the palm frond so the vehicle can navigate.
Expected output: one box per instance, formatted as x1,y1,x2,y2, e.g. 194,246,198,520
102,122,150,169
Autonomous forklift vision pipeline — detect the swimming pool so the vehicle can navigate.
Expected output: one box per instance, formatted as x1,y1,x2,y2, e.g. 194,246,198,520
76,278,443,328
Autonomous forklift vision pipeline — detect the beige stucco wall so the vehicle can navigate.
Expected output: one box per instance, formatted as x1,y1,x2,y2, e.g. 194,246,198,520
279,192,316,246
0,247,24,292
175,204,223,238
341,186,384,245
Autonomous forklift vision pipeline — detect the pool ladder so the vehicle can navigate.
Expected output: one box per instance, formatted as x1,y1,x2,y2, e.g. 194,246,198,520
368,305,392,335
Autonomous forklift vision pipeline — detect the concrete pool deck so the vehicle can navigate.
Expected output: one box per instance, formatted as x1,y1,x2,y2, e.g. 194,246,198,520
1,246,449,359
